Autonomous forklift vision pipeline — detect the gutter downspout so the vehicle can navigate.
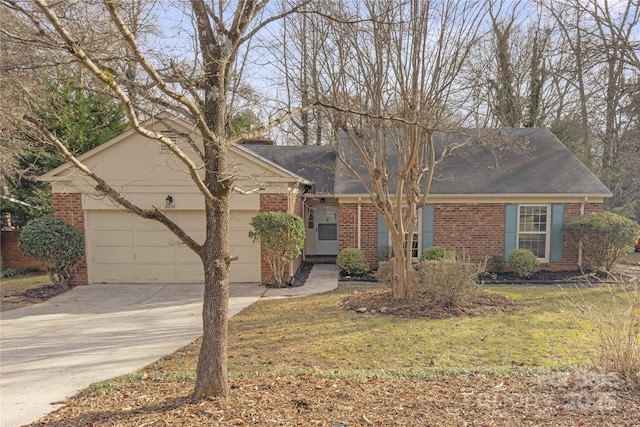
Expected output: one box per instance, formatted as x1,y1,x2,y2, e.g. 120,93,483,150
578,196,588,267
357,197,362,250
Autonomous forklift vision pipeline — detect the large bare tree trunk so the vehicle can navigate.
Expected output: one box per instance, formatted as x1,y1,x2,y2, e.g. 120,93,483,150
195,201,230,398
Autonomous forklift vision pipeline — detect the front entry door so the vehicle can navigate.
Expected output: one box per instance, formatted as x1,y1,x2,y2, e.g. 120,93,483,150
316,204,339,255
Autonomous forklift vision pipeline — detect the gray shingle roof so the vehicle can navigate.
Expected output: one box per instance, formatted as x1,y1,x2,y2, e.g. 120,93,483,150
243,145,336,194
245,128,612,197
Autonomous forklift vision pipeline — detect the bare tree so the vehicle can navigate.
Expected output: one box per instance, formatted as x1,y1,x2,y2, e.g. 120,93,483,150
0,0,309,399
315,0,487,299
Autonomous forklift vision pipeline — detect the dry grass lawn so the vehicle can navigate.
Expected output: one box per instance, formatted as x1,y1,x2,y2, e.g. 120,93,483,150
28,282,640,427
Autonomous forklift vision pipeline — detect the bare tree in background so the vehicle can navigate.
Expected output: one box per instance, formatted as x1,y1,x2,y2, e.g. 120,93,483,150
315,0,487,299
0,0,309,399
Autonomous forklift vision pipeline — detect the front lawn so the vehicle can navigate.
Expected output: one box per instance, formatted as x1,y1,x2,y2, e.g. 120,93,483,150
30,284,640,426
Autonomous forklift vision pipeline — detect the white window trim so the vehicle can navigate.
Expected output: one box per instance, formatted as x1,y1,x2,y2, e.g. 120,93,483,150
388,208,422,261
516,204,551,262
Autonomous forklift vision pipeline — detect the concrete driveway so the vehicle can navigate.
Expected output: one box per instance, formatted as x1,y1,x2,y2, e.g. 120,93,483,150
0,282,265,427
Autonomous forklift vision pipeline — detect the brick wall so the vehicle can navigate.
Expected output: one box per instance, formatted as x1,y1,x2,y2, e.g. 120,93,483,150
52,193,88,285
258,193,303,284
434,203,505,267
0,230,46,271
338,202,378,269
431,202,605,272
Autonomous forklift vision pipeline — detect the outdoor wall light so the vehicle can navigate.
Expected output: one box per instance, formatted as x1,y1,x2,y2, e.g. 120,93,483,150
165,195,174,208
320,197,325,204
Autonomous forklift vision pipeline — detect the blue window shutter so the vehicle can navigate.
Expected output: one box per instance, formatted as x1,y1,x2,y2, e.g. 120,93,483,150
550,204,564,263
504,204,517,260
377,212,389,250
422,205,434,251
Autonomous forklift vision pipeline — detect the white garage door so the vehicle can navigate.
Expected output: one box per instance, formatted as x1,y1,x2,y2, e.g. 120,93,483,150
87,210,260,283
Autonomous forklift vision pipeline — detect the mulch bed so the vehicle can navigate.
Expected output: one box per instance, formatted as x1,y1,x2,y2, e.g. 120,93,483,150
340,287,520,319
20,284,72,300
29,374,640,426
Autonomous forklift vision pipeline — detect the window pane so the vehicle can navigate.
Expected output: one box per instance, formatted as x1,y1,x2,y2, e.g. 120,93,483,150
402,232,419,258
519,234,546,258
318,223,337,241
519,206,548,233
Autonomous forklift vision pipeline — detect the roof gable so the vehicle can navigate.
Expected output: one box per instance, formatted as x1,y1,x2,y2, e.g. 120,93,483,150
40,115,310,188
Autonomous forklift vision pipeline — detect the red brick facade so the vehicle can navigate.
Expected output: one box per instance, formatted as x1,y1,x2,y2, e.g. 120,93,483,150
338,202,378,269
337,201,606,273
52,193,89,285
0,231,46,271
434,202,604,271
258,192,303,285
434,203,505,267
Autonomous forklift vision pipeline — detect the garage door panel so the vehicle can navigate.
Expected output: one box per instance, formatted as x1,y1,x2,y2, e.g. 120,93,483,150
135,264,177,281
95,246,135,264
177,264,204,281
89,210,260,283
177,246,201,263
92,211,132,228
93,264,134,282
133,216,167,230
93,230,133,246
135,231,183,247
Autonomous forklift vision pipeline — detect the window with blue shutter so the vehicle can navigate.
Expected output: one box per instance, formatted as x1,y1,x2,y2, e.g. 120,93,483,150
504,204,517,260
550,204,564,263
377,212,389,260
422,205,434,251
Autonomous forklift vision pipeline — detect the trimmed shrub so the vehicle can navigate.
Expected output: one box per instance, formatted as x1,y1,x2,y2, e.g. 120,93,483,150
337,248,369,276
491,255,504,274
564,212,640,273
248,212,305,287
419,246,454,262
19,216,84,287
507,249,539,278
416,259,478,308
0,268,32,279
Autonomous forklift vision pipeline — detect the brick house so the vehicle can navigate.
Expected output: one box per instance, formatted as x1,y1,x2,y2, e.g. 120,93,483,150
41,118,610,286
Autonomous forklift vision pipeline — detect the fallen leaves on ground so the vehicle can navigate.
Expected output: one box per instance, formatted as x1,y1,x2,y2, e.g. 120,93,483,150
29,374,640,426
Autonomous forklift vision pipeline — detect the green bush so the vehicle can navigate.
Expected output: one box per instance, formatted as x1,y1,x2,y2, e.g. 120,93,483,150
416,259,479,308
19,216,84,287
491,255,504,274
248,212,305,287
337,248,369,276
0,268,32,279
507,249,539,278
564,212,640,273
419,246,454,262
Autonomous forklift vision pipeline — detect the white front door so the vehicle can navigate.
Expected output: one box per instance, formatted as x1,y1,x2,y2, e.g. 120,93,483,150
316,204,339,255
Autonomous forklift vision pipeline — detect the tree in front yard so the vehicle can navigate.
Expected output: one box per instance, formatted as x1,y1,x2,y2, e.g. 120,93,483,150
19,216,84,288
315,0,489,299
249,212,305,288
1,0,311,399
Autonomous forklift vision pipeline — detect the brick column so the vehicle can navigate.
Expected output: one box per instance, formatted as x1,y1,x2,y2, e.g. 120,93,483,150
338,202,378,270
258,193,303,285
52,193,88,285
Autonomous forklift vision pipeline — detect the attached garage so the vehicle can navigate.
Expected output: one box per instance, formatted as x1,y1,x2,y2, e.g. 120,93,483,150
41,115,309,286
86,209,261,284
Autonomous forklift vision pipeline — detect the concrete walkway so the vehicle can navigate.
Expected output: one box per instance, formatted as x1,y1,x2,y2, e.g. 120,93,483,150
0,264,338,427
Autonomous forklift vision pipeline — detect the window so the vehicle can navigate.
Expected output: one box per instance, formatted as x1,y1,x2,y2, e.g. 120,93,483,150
517,205,549,259
307,209,314,229
389,208,421,260
404,232,419,259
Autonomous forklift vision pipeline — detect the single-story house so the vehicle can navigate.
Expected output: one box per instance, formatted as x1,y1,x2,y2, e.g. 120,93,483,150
41,116,611,285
